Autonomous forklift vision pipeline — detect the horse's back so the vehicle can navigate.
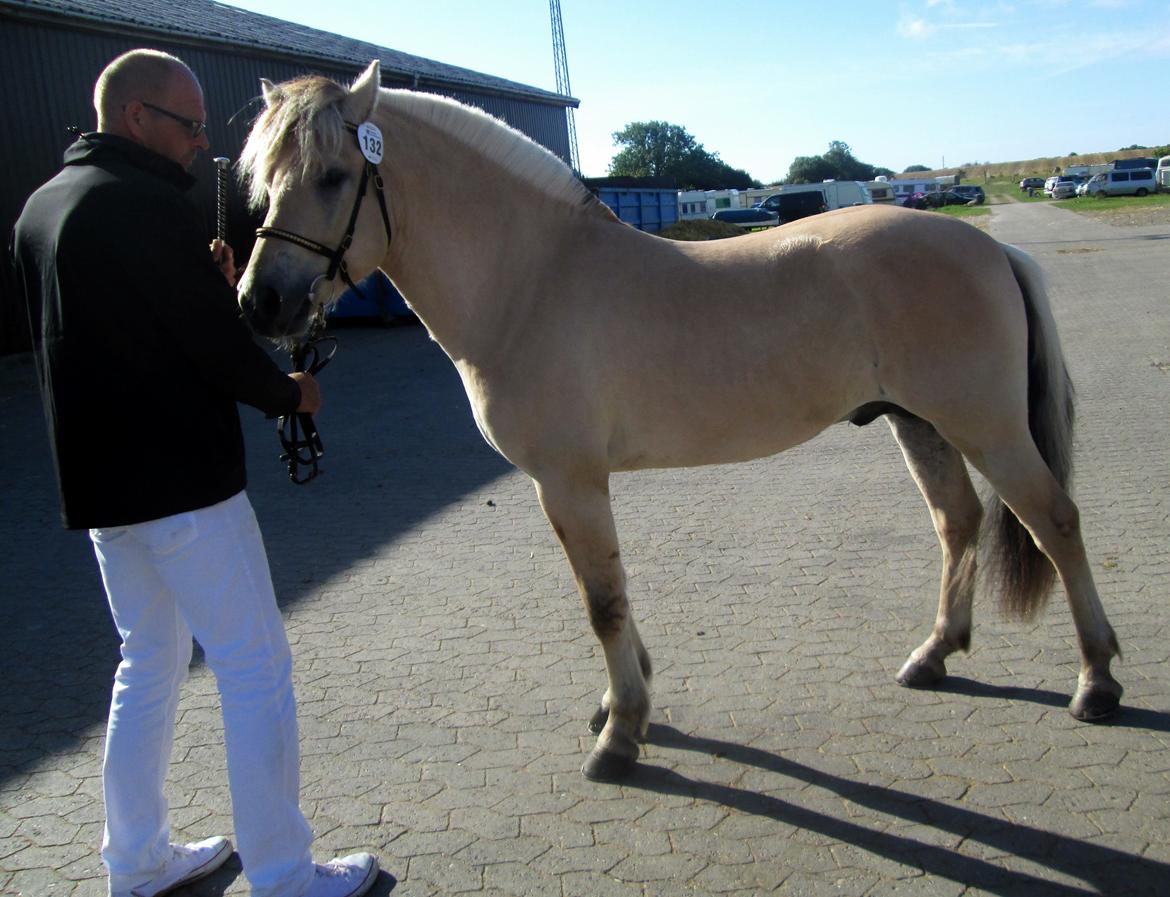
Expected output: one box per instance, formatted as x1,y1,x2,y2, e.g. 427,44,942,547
496,203,1031,474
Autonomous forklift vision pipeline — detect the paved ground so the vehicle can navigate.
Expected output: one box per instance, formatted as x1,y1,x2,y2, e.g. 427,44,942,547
2,201,1168,896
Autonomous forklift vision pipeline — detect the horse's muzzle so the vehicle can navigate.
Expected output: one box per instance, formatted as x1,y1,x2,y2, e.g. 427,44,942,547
239,283,312,340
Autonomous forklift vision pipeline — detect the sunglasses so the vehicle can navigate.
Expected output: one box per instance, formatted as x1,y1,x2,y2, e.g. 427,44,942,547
140,101,207,138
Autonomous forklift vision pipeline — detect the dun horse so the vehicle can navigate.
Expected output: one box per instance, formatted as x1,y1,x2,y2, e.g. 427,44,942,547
237,62,1122,781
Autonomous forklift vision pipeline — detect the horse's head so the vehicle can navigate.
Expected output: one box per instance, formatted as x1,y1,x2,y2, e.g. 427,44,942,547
237,60,389,341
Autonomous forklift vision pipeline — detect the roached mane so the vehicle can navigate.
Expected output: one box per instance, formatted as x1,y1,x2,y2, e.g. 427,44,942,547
238,74,599,214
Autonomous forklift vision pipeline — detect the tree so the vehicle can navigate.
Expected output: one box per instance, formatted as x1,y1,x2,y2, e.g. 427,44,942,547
608,121,758,190
903,164,931,173
785,141,891,183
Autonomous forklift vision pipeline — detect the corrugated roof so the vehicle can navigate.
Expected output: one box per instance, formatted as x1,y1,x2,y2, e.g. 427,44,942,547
0,0,577,106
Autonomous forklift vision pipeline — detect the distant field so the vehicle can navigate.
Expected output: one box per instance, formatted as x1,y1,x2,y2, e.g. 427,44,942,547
908,145,1168,183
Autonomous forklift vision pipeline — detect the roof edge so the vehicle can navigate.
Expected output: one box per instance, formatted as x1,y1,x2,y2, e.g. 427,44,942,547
0,1,580,109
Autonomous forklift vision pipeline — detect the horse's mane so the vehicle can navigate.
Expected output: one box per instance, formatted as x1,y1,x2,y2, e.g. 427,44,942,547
239,75,597,213
239,75,348,211
387,90,596,209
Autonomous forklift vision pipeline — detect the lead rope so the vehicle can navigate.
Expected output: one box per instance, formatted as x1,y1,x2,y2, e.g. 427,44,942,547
278,310,336,484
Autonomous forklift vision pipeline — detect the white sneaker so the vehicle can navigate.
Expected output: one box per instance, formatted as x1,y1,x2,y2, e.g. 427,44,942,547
109,836,233,897
302,852,379,897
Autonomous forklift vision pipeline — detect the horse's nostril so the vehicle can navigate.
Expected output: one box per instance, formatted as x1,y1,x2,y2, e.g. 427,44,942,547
258,285,282,320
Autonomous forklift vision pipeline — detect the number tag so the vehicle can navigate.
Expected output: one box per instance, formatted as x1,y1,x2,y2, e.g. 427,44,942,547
356,122,384,164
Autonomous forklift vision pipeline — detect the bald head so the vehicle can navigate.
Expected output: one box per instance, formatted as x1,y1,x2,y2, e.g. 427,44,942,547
93,49,210,169
95,50,195,130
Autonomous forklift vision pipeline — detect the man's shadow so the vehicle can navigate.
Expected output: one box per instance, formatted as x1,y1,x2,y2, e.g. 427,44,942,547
624,701,1170,897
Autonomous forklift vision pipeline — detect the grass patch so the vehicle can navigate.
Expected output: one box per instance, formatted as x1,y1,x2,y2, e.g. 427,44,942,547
985,177,1049,203
932,205,993,219
1067,192,1170,212
1062,191,1170,225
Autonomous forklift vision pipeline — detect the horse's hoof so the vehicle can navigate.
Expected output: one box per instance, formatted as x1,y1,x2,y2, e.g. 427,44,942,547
581,746,638,782
1070,680,1123,722
896,655,947,689
588,705,608,735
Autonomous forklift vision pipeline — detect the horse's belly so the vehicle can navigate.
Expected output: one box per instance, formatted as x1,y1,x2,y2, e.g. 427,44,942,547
607,405,834,472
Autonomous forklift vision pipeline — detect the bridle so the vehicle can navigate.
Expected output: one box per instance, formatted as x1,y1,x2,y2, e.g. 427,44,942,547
254,121,393,305
256,120,393,484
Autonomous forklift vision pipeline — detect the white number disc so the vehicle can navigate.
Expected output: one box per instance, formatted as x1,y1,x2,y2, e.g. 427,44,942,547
356,122,384,164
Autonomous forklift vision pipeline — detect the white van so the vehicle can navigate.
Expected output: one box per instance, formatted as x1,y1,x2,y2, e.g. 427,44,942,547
1081,168,1157,197
1156,156,1170,191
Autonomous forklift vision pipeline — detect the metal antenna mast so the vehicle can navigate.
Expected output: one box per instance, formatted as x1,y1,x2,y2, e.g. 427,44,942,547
549,0,580,172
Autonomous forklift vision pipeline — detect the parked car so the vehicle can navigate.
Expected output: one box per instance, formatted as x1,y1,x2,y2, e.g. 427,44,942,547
711,208,779,228
1046,175,1083,199
950,185,985,205
921,190,976,208
757,181,871,224
1020,177,1045,191
758,190,830,224
1079,168,1157,198
1157,155,1170,191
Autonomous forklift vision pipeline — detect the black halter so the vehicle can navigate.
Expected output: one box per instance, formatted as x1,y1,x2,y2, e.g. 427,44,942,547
258,121,393,484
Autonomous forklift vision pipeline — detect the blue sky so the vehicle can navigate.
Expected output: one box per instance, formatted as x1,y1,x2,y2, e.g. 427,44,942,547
219,0,1169,182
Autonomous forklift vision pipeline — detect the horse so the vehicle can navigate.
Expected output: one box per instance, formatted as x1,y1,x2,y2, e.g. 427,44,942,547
236,61,1123,781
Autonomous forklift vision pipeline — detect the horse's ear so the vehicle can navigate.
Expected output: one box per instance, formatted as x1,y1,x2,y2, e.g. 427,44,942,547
260,78,277,107
347,60,381,120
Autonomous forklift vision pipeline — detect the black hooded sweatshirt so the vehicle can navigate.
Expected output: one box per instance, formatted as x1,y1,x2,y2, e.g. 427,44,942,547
12,133,301,529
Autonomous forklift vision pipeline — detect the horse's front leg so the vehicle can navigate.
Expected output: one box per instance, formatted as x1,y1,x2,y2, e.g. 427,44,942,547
535,473,651,781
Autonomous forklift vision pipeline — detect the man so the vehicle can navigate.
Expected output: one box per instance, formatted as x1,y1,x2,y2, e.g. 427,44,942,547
11,50,380,897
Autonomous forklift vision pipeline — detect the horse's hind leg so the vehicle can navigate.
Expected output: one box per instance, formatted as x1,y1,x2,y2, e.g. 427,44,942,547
965,440,1122,720
888,415,984,688
535,473,650,781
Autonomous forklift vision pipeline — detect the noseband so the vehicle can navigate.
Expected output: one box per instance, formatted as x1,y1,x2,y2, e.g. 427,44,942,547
256,120,393,484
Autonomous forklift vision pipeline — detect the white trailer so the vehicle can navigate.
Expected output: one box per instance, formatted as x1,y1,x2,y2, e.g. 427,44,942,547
866,179,897,203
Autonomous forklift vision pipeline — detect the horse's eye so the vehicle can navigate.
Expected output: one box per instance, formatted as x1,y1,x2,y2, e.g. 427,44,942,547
319,168,346,190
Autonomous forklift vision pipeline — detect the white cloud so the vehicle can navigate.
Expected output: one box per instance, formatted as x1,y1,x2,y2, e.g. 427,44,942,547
898,1,1001,40
898,16,935,38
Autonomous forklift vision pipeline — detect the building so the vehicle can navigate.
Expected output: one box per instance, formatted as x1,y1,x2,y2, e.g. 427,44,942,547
0,0,579,352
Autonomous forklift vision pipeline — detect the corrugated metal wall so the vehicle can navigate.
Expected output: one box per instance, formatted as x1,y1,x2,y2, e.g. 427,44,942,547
1,14,574,353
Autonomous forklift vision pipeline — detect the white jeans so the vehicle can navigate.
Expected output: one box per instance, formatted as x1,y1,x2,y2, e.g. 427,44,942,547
91,491,314,897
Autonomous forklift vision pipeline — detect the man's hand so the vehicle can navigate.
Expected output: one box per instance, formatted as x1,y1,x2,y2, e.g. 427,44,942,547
290,372,322,414
210,239,236,288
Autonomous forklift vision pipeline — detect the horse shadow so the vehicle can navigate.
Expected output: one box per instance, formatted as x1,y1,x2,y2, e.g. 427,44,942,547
931,677,1170,732
628,722,1170,896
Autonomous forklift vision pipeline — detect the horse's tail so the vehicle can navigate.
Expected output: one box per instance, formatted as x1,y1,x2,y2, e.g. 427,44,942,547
984,244,1076,620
